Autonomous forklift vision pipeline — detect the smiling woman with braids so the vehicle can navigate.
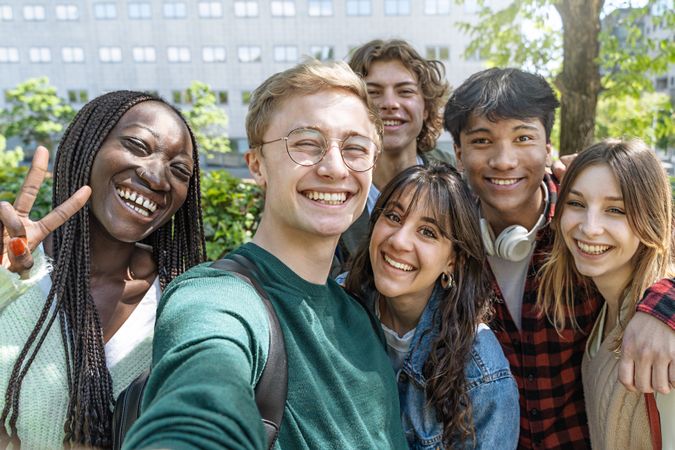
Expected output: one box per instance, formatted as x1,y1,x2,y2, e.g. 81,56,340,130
344,163,519,449
0,91,205,449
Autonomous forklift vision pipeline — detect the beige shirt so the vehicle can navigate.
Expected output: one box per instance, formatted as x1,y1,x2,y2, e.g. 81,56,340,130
583,302,674,450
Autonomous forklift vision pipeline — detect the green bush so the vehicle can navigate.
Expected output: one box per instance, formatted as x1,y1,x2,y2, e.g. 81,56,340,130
0,166,52,220
200,169,264,259
0,167,263,260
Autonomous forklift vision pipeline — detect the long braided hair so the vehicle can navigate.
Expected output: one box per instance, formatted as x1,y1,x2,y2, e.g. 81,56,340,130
0,91,205,448
345,163,491,447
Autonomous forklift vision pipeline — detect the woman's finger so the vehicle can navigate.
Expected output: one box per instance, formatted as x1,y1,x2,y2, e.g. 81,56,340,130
13,146,50,216
37,186,91,237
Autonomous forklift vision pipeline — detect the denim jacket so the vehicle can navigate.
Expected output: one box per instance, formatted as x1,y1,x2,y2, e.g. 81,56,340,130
366,285,519,450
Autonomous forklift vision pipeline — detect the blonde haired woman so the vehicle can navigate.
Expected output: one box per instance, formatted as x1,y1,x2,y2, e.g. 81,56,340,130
537,139,674,449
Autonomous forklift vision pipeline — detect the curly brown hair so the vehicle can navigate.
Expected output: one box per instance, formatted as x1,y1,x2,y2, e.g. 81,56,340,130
345,163,491,447
348,39,449,153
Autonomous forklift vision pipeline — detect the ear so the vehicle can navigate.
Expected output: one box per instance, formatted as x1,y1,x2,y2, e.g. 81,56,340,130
545,142,552,167
245,149,267,190
444,257,456,277
454,144,464,171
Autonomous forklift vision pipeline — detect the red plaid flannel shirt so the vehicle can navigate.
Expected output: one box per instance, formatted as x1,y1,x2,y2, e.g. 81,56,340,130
488,175,675,449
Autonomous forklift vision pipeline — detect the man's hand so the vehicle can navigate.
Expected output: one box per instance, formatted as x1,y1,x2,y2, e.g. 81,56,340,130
550,153,577,181
619,312,675,394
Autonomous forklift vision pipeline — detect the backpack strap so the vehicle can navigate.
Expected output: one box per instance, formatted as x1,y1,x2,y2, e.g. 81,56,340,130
209,253,288,449
645,393,662,450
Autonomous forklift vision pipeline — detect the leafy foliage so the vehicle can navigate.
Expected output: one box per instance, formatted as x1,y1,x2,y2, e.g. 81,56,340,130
182,81,232,159
0,166,52,221
596,92,674,148
200,169,264,259
0,134,24,168
0,77,75,153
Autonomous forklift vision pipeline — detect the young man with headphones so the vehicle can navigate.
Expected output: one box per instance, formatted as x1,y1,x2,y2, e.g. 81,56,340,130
444,67,675,450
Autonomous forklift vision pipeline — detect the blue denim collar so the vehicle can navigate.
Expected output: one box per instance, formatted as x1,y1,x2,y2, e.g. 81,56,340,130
366,283,444,385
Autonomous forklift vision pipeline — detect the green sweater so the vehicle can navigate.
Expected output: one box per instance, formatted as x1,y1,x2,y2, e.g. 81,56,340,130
125,243,407,450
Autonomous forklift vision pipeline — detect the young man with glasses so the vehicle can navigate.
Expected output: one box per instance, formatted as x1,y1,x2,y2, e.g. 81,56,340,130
123,60,408,450
333,39,454,274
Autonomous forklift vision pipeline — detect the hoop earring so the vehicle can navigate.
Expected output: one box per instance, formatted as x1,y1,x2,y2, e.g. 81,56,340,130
440,272,454,290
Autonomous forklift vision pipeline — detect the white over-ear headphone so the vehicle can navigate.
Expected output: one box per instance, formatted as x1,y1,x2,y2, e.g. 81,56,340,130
480,182,549,262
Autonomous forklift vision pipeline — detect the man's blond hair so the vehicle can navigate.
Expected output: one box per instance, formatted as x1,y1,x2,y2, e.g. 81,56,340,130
246,59,383,149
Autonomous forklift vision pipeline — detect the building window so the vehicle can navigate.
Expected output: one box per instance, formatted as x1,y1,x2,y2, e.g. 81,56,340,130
0,47,19,63
234,1,258,16
93,3,117,19
29,47,51,62
55,4,78,20
67,89,88,103
655,77,668,90
23,5,45,20
270,1,295,16
129,2,151,18
62,47,84,62
308,0,332,16
168,46,190,62
238,46,261,62
0,5,13,21
133,46,156,62
163,2,186,18
426,45,449,61
242,90,252,105
202,46,226,62
346,0,370,15
310,45,334,60
198,1,222,17
273,45,297,62
384,0,409,15
216,90,228,104
424,0,450,15
99,46,122,62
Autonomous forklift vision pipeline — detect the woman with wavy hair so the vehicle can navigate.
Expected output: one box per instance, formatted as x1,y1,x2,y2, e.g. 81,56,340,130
345,162,518,449
537,139,674,449
0,90,205,449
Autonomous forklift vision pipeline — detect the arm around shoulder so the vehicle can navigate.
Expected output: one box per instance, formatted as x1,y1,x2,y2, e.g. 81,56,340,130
123,269,271,450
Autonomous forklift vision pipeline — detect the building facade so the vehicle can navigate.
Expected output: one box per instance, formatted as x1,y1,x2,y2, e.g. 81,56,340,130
0,0,503,151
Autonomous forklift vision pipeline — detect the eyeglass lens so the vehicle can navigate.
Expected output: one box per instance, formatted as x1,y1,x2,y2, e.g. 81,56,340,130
285,128,377,171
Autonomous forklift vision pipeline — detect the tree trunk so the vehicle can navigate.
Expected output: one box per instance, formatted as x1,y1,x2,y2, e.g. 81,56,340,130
554,0,605,155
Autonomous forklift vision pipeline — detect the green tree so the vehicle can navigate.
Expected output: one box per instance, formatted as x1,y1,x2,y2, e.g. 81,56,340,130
596,92,674,149
0,134,24,168
458,0,675,155
0,77,75,154
182,81,231,159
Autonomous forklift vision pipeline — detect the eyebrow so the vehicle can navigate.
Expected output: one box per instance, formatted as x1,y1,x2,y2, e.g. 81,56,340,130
464,123,541,135
123,123,160,140
569,189,623,202
366,81,418,89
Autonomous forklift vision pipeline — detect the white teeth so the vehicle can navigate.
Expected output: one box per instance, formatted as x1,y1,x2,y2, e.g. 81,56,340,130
383,120,402,126
116,187,158,215
304,191,347,205
577,241,610,255
383,254,414,272
489,178,518,186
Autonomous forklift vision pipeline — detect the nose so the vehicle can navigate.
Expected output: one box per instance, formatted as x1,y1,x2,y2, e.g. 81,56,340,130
379,88,399,112
579,209,604,237
137,159,170,192
488,141,518,171
387,223,414,252
316,141,349,180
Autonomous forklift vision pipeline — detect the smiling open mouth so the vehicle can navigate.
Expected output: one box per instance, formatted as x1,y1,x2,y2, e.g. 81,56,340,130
382,120,403,126
576,240,611,255
383,254,415,272
488,178,520,186
303,191,348,206
116,187,158,217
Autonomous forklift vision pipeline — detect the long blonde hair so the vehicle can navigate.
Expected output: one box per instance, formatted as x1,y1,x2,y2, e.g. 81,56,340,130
537,139,673,341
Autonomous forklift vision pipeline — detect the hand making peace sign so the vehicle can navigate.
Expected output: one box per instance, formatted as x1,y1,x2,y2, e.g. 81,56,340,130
0,146,91,274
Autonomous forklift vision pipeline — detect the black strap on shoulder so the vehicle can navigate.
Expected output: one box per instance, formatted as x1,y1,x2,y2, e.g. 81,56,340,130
210,253,288,449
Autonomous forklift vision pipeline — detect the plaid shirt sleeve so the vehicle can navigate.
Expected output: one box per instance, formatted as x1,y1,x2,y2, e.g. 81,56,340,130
636,277,675,329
